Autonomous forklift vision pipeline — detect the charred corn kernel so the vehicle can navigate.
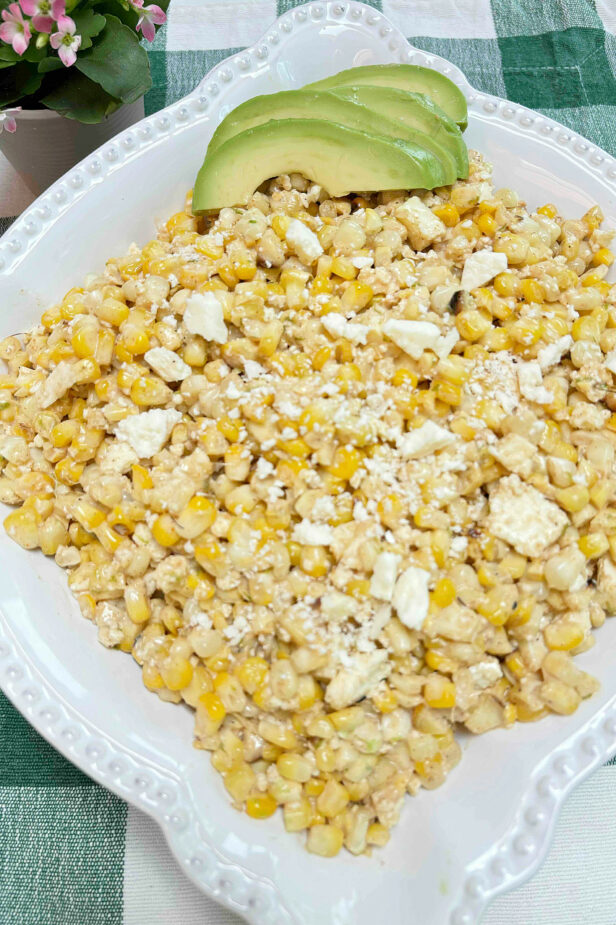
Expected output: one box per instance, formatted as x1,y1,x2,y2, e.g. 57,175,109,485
130,376,171,406
476,213,497,236
151,514,180,547
424,676,456,709
544,621,585,651
432,203,460,226
277,753,313,783
124,583,150,624
555,485,590,513
578,532,609,559
176,495,216,538
55,457,84,485
331,256,357,280
456,310,491,341
312,345,332,370
340,281,373,310
307,823,344,857
592,247,614,267
283,797,312,832
328,446,361,480
372,686,399,713
432,577,456,608
537,202,558,218
520,278,545,302
246,794,277,819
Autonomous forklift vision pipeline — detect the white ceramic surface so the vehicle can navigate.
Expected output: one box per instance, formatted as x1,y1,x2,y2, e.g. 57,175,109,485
1,4,616,924
0,99,145,197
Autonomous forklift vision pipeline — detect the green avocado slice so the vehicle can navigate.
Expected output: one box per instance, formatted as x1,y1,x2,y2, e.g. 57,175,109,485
306,64,468,130
331,85,468,178
192,118,447,213
207,88,457,183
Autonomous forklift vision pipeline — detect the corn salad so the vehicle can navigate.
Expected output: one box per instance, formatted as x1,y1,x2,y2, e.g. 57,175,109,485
2,152,615,858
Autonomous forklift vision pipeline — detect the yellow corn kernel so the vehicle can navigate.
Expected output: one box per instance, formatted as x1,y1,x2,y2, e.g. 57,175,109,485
592,247,614,267
317,779,349,818
130,376,171,407
166,211,197,236
508,316,543,346
271,214,291,238
217,415,240,442
234,657,269,695
372,686,399,713
259,719,297,750
55,457,84,486
199,691,226,723
345,577,370,600
161,655,193,691
425,648,458,674
423,676,456,709
366,822,390,847
392,367,418,388
49,420,78,448
340,281,373,311
151,514,180,547
176,495,216,538
283,797,312,833
94,521,122,553
476,213,497,236
431,378,462,407
277,753,313,783
329,706,364,733
432,577,456,608
312,345,332,371
328,446,362,480
578,532,609,559
544,621,585,651
307,823,344,857
555,485,590,513
335,363,362,392
94,298,129,327
131,464,153,495
520,278,545,302
72,500,105,531
331,256,357,280
223,763,256,804
310,275,334,297
456,310,491,341
432,203,460,226
124,583,151,624
3,508,39,549
537,203,557,218
246,794,277,819
571,316,600,343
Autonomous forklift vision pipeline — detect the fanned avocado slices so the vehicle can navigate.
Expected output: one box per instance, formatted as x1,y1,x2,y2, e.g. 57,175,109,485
207,88,457,184
192,118,449,213
331,85,468,178
306,64,468,130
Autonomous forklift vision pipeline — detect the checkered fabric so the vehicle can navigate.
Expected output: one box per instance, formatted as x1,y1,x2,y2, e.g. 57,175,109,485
2,2,616,923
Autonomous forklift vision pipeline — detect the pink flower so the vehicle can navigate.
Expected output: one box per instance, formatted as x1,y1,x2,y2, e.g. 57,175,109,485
134,2,165,42
0,3,31,55
0,107,21,134
19,0,64,34
49,13,80,66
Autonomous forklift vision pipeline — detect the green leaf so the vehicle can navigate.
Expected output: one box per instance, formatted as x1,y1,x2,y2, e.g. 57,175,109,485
72,8,106,40
38,56,65,74
41,70,122,122
0,61,41,106
75,14,151,104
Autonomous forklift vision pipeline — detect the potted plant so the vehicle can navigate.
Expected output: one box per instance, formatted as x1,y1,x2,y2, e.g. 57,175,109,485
0,0,167,194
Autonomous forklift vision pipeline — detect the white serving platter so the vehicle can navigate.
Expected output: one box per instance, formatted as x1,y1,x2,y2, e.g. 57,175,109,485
1,3,616,923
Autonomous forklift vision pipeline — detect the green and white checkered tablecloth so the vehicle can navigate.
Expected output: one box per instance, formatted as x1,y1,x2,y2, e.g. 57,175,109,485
3,1,616,923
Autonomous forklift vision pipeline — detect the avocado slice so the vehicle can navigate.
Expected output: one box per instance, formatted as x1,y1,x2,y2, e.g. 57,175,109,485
306,64,468,130
332,85,468,178
193,118,447,213
207,89,457,183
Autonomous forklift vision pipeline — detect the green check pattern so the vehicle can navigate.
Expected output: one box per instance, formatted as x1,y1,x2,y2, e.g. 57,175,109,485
2,2,616,923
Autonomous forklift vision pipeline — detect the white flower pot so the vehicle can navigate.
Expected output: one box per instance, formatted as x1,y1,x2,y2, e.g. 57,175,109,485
0,99,145,197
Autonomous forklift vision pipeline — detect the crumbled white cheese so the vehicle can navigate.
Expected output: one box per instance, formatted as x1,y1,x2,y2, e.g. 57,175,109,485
460,251,507,290
604,350,616,375
398,420,456,459
144,346,191,382
538,335,573,371
37,361,78,408
395,196,446,251
392,566,430,630
351,255,374,269
517,361,553,405
255,457,274,479
489,432,535,478
434,328,460,359
321,591,356,622
115,408,182,458
370,552,400,602
487,474,568,558
325,650,390,710
291,520,333,546
382,319,440,359
322,313,368,345
469,659,502,689
184,291,227,343
285,218,323,264
97,441,139,474
244,359,266,379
